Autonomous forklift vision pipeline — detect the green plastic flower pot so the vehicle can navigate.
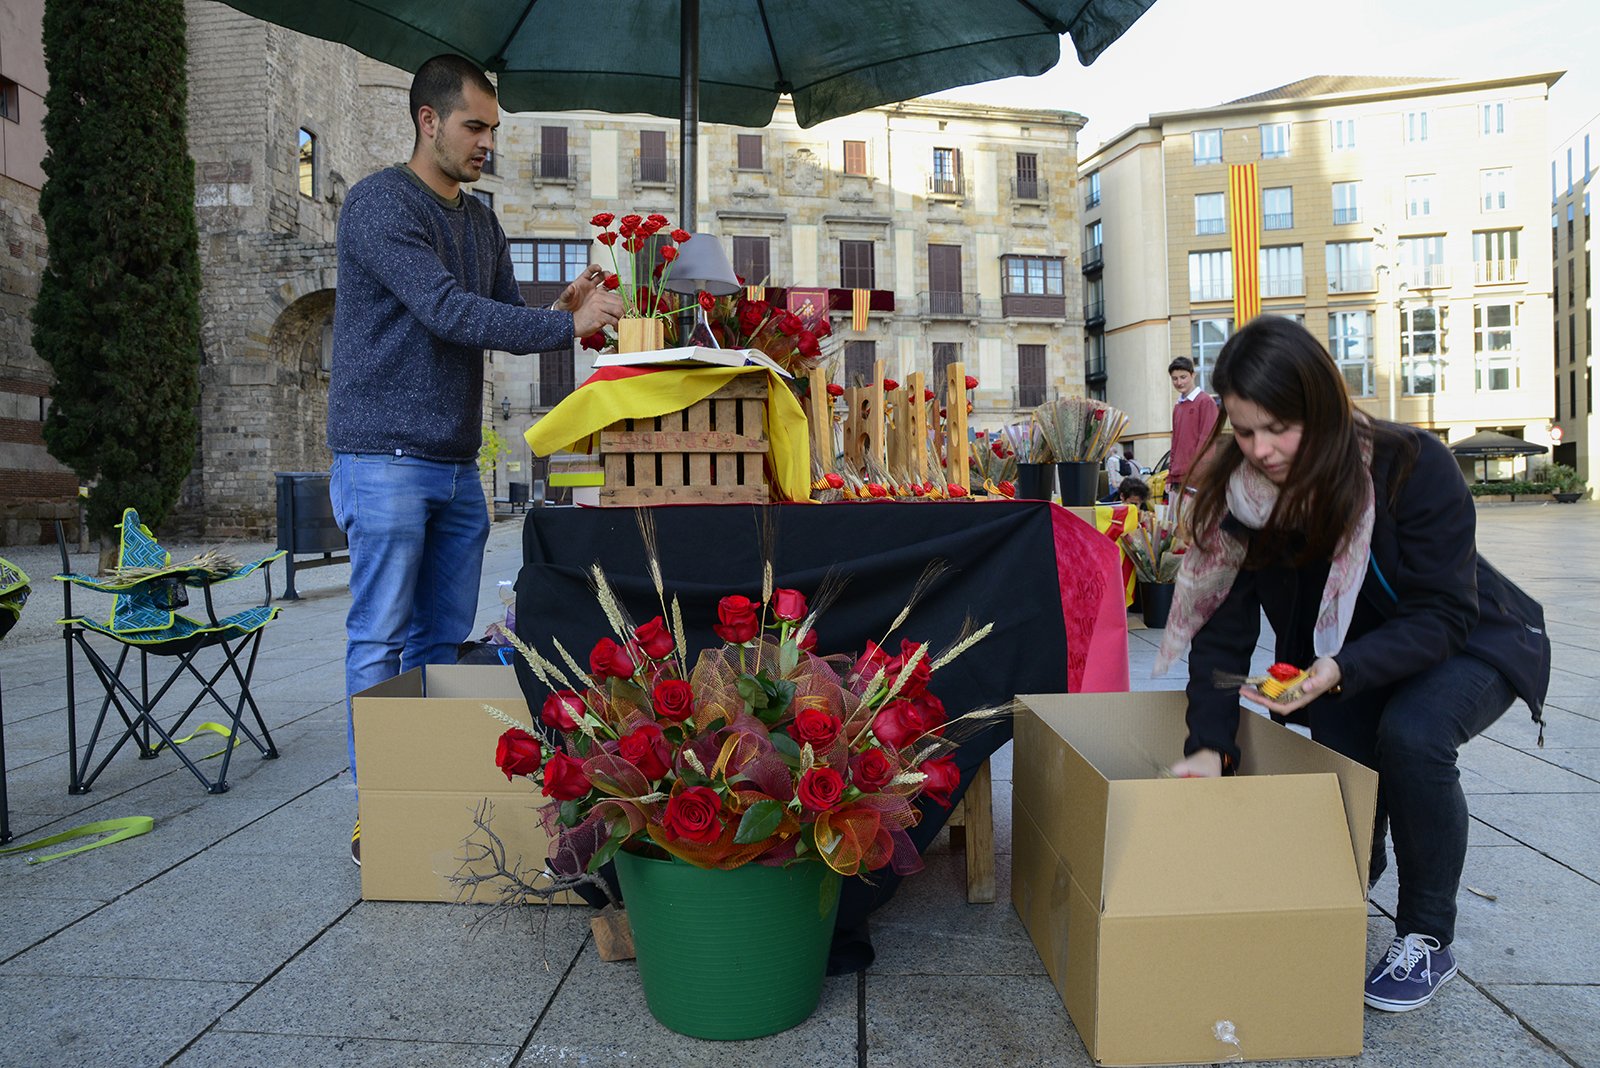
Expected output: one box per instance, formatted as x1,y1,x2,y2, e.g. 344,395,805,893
613,849,842,1040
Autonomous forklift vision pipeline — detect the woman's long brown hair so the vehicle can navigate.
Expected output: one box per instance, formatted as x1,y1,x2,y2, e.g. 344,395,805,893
1187,317,1391,565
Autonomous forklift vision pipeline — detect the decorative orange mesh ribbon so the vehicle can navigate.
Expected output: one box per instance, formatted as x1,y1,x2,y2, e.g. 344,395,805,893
852,288,870,332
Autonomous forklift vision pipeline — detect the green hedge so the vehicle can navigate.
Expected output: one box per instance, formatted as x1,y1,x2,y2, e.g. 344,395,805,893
1470,481,1552,497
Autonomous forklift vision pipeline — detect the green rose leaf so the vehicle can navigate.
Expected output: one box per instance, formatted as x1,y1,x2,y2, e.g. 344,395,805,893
733,798,785,844
587,818,631,872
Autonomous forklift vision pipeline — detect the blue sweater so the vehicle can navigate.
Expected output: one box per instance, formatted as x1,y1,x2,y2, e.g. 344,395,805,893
328,165,575,461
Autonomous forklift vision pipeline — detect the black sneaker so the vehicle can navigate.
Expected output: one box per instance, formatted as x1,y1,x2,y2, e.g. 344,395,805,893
351,820,361,867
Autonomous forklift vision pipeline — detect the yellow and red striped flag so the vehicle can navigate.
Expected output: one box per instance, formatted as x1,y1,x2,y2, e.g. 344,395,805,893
1228,163,1261,324
851,288,870,332
746,284,766,302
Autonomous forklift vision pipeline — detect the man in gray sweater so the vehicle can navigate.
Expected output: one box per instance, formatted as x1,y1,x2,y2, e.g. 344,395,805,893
329,54,622,863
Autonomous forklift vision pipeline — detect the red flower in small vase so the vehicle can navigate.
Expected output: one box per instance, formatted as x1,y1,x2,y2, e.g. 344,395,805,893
662,785,723,843
590,212,615,228
924,388,936,402
670,228,692,243
882,378,900,391
964,375,979,390
697,290,715,313
660,245,679,263
997,480,1016,498
494,728,542,781
596,231,618,247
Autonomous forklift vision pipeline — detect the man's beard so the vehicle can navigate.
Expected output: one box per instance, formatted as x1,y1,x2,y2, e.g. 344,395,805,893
434,128,480,184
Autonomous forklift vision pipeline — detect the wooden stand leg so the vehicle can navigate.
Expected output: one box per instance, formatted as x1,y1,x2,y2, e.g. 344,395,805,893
590,905,636,961
960,758,995,903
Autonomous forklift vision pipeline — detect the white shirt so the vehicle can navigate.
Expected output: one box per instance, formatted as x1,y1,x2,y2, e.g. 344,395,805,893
1178,385,1206,404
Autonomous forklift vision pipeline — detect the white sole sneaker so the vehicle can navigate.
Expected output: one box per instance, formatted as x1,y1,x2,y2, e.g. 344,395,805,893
1364,961,1457,1012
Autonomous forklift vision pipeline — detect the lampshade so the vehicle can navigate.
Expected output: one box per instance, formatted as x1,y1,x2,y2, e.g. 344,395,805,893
662,233,741,296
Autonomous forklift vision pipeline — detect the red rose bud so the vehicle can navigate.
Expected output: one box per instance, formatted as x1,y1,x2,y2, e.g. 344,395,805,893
797,766,846,811
646,213,668,225
964,375,979,390
789,706,843,749
494,728,542,781
589,637,636,679
948,484,969,498
596,272,618,292
540,691,584,732
1267,662,1301,681
712,594,761,644
771,587,808,621
813,318,831,338
797,626,818,652
797,330,820,358
659,245,679,263
997,480,1016,498
698,290,715,312
826,383,845,398
622,235,642,253
651,677,695,722
882,378,900,391
919,755,961,807
854,640,892,680
580,331,607,351
924,388,936,401
991,440,1005,457
938,407,947,417
850,747,896,792
633,616,675,660
540,749,591,801
590,212,615,228
823,471,844,488
618,722,671,780
596,231,618,247
662,785,723,843
867,482,888,498
670,228,692,243
777,312,802,336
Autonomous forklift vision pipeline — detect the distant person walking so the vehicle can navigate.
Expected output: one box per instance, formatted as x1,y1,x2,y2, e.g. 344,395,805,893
1105,443,1138,496
1167,356,1219,496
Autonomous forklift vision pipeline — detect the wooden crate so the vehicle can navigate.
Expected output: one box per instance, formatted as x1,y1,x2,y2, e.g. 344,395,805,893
599,376,770,505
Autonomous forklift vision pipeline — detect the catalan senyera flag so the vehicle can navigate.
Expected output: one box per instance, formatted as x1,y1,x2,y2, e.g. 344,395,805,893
746,284,766,302
1228,163,1262,324
851,288,870,332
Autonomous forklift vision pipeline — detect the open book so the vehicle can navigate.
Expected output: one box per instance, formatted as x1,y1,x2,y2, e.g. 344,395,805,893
591,345,793,378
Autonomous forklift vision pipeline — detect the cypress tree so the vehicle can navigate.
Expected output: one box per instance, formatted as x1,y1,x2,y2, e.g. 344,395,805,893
32,0,202,538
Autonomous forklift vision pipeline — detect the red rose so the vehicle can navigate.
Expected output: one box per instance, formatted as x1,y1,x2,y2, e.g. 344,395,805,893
776,312,802,336
1267,662,1301,681
589,637,636,679
894,639,932,696
797,330,820,358
660,245,679,263
601,272,620,291
596,231,618,247
867,482,888,498
854,640,893,681
580,331,607,351
789,705,842,749
540,749,591,801
813,318,831,338
738,304,764,333
494,728,542,781
621,235,643,253
633,616,675,660
871,699,920,748
620,213,643,231
997,480,1016,497
590,212,615,228
771,587,808,621
964,375,979,390
948,484,968,498
797,766,845,811
850,747,896,792
656,295,673,313
671,228,692,243
698,290,715,312
713,594,761,644
540,691,584,732
910,691,946,733
662,785,723,842
619,722,671,780
652,678,695,722
882,377,900,391
919,755,961,807
991,440,1006,457
647,213,668,225
826,382,844,398
924,388,936,401
797,626,818,651
823,471,844,488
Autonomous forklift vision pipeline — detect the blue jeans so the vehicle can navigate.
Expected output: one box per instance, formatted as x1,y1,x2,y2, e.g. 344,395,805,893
1308,652,1514,946
330,453,490,783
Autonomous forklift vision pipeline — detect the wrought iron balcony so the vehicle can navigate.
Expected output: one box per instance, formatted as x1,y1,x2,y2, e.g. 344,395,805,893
926,175,970,199
1084,299,1105,328
1011,177,1049,202
919,290,977,318
531,154,578,184
633,156,675,186
1081,243,1103,274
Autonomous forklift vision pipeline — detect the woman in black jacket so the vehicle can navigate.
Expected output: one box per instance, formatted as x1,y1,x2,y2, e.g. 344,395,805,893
1157,317,1550,1014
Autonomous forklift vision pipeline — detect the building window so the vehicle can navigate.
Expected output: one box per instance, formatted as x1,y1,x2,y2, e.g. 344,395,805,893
1085,220,1102,255
931,147,961,194
1474,303,1520,390
471,189,493,209
1405,174,1436,219
736,134,763,171
1400,306,1448,394
1193,129,1222,165
731,236,771,286
1480,168,1512,213
509,239,588,285
1017,344,1048,407
932,343,962,402
1263,186,1293,230
1260,122,1290,159
1473,229,1520,283
840,239,875,289
1193,192,1226,235
540,126,570,180
928,244,963,314
538,350,575,408
843,140,868,176
295,128,317,198
1568,203,1576,247
843,340,876,386
1259,245,1304,297
1326,240,1373,293
1191,318,1232,389
480,148,496,176
1084,169,1101,209
0,78,19,123
1188,250,1233,303
637,129,669,183
1003,255,1065,296
1329,311,1376,396
1400,235,1448,288
1481,101,1507,136
1332,181,1362,224
1404,110,1430,143
1015,152,1040,200
1330,117,1356,151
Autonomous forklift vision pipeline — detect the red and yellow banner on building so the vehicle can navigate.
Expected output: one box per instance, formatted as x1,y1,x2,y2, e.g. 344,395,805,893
1228,163,1261,324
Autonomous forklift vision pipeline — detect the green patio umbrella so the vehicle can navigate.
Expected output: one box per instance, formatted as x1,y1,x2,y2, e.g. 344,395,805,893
218,0,1158,224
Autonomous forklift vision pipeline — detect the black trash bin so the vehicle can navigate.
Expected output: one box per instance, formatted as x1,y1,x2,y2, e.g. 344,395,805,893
507,481,530,512
275,472,349,600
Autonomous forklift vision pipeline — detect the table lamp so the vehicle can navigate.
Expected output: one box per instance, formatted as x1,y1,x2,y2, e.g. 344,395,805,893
662,233,741,348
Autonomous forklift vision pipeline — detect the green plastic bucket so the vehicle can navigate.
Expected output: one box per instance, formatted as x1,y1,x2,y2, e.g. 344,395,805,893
613,850,842,1039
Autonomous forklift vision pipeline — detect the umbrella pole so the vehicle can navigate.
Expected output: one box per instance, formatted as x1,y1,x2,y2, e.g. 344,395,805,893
679,0,700,231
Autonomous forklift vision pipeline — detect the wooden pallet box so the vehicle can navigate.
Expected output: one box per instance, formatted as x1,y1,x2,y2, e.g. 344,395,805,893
598,376,771,505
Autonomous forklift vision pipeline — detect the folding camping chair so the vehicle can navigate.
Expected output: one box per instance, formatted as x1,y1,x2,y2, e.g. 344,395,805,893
55,509,285,794
1,555,30,843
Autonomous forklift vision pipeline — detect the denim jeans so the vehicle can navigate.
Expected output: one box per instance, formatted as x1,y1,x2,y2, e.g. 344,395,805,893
330,453,490,783
1308,652,1514,946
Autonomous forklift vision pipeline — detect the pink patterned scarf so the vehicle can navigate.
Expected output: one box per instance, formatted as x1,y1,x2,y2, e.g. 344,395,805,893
1153,442,1374,677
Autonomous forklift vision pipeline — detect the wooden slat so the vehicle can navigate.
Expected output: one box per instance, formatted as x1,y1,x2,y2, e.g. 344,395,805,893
807,368,832,471
599,430,767,453
961,758,996,903
907,371,928,480
687,393,712,486
868,360,886,469
945,361,969,491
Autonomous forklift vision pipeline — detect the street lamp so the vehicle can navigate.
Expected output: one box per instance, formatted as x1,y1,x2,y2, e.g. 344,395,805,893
500,396,511,420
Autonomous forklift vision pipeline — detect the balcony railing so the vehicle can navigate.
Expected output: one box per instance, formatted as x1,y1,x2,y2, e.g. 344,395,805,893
1011,177,1049,201
1189,284,1232,303
1263,213,1294,230
1408,264,1452,289
1084,189,1101,210
1332,206,1363,225
1196,219,1226,235
1475,259,1521,284
926,175,970,199
1084,299,1105,327
919,290,976,318
1015,384,1051,408
532,154,578,183
1262,274,1304,298
1328,270,1374,294
1081,243,1103,273
1086,352,1107,381
633,156,675,185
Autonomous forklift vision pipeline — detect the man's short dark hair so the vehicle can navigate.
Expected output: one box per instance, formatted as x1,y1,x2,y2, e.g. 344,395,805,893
409,54,496,137
1118,476,1150,503
1168,356,1195,374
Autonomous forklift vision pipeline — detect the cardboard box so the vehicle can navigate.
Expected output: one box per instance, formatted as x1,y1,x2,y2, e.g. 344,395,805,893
1012,693,1378,1066
353,665,574,904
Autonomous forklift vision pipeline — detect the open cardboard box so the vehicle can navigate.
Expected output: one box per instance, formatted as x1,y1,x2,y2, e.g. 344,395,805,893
1012,692,1379,1066
353,665,575,904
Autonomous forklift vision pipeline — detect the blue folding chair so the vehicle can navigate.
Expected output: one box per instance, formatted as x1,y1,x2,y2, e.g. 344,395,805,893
55,509,285,794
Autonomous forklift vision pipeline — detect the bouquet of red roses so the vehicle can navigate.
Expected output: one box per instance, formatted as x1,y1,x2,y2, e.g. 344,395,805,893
695,289,834,378
489,563,994,884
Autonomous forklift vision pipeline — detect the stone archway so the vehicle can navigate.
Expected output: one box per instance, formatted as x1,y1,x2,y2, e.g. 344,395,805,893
267,287,337,476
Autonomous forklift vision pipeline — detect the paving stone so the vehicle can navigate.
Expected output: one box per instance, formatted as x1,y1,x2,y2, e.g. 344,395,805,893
1483,984,1600,1068
870,853,1040,978
0,895,106,960
171,1032,518,1068
1469,791,1600,882
1484,704,1600,749
0,975,251,1068
864,972,1090,1067
1457,737,1600,794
